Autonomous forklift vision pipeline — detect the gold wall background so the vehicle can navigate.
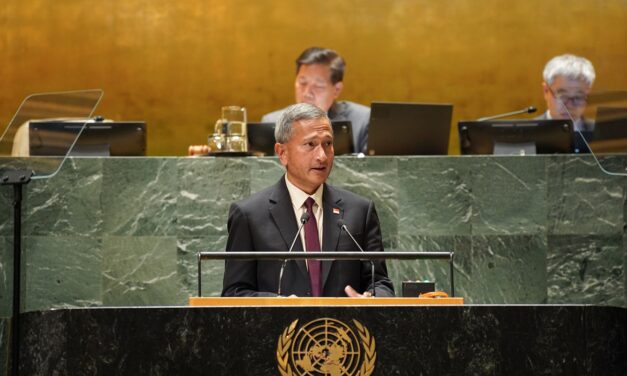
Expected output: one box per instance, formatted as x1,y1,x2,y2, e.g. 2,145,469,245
1,0,625,155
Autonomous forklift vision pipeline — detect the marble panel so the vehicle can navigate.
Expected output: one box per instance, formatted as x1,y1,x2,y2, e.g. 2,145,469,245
547,155,624,235
102,236,185,306
177,235,228,298
585,305,627,375
0,318,6,374
589,154,627,177
467,156,547,235
22,309,67,375
1,155,626,312
23,157,104,236
177,158,250,237
102,158,178,236
465,234,547,304
398,156,472,236
249,157,283,194
0,186,10,236
394,234,471,298
330,156,398,249
23,236,103,312
0,237,11,317
547,234,624,306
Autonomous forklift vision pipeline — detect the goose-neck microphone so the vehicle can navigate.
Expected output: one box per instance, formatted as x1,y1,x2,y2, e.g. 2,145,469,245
337,219,376,297
277,212,310,296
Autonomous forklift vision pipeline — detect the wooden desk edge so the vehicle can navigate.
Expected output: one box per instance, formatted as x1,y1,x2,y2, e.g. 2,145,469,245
189,297,464,306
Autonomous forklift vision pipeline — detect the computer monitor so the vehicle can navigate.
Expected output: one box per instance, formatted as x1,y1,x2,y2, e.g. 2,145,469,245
331,120,353,155
367,102,453,155
247,122,276,156
29,120,147,156
458,119,573,155
593,106,627,140
246,120,354,156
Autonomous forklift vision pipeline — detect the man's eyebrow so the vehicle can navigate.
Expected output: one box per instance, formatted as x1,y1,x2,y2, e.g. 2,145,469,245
302,135,317,143
302,133,333,143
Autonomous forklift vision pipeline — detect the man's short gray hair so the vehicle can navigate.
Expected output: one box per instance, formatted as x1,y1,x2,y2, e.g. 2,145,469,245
275,103,331,143
543,54,596,86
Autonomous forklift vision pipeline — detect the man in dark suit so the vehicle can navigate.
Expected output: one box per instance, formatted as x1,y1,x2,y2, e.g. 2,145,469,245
537,54,596,153
222,103,394,297
262,47,370,154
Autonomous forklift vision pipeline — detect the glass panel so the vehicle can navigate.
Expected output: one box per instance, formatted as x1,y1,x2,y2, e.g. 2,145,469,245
578,90,627,175
0,89,103,179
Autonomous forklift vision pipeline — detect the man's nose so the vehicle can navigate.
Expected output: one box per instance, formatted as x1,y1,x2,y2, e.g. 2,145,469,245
303,84,315,98
315,145,328,161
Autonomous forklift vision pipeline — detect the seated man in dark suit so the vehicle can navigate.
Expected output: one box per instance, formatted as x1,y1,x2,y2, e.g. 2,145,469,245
222,103,394,297
537,54,596,153
262,47,370,154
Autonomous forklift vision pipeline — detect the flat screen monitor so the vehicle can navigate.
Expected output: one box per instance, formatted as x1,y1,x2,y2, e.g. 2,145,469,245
29,120,147,156
458,119,573,155
331,120,353,155
367,102,453,155
593,106,627,140
247,122,276,156
246,121,354,156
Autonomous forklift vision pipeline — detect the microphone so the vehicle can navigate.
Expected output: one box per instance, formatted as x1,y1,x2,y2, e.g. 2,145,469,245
277,212,310,296
477,106,537,121
337,219,376,297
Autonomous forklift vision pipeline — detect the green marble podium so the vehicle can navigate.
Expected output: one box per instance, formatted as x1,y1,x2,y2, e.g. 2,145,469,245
1,155,626,371
0,155,625,309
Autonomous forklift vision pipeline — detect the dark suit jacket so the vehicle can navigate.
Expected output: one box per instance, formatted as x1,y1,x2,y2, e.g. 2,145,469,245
221,177,395,297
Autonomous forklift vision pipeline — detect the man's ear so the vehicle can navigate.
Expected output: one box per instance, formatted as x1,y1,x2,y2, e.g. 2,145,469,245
333,81,344,99
275,143,288,167
542,82,551,102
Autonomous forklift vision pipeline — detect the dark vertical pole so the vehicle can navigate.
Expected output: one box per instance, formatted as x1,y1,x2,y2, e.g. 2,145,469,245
197,253,202,297
11,183,23,376
449,252,455,297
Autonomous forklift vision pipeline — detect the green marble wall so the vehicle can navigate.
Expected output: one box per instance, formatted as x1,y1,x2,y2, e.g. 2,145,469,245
0,155,625,316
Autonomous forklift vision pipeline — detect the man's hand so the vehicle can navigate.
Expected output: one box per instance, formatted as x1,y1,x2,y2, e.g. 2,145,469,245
344,285,373,298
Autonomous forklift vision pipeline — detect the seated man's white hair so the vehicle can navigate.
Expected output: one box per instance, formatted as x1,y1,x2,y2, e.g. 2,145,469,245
543,54,596,86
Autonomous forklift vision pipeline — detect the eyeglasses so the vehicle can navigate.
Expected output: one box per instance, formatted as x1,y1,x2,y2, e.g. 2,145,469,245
548,86,588,107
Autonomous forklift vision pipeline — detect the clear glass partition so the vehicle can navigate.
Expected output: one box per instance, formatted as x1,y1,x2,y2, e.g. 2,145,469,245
0,89,103,179
560,90,627,175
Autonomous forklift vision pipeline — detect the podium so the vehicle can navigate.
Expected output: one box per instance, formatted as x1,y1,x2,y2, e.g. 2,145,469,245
17,304,626,375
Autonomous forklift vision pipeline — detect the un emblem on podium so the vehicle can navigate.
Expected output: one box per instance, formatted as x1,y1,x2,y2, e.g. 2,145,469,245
277,318,376,376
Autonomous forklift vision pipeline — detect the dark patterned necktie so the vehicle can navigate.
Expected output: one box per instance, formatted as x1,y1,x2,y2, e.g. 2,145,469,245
304,197,321,296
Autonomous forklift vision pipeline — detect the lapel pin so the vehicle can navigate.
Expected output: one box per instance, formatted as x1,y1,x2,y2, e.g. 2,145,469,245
332,208,340,215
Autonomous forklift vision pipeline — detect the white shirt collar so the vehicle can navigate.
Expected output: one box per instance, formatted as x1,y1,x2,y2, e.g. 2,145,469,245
284,175,324,211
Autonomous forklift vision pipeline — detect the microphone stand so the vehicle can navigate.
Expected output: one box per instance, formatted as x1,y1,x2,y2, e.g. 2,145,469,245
477,106,537,121
339,222,376,297
1,169,33,376
277,213,309,296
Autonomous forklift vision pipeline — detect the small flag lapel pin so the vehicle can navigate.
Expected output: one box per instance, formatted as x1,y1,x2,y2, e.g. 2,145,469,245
333,208,340,215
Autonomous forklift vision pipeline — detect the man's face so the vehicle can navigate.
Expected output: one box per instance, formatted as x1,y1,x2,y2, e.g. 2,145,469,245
542,75,591,121
294,64,343,112
275,117,335,194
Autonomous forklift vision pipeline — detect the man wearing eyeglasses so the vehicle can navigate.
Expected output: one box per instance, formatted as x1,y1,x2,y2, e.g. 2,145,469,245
538,54,596,153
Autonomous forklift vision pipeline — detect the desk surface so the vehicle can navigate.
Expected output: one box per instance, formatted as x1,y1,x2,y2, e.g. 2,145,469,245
188,296,464,306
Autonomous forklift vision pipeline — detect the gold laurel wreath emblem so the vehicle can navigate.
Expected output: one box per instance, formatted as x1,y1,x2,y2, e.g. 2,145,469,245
277,319,298,376
276,318,376,376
